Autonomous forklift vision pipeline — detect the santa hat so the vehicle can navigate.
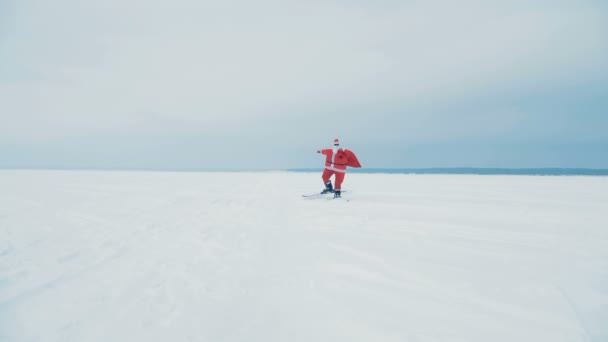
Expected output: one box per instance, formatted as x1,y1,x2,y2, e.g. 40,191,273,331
333,138,340,146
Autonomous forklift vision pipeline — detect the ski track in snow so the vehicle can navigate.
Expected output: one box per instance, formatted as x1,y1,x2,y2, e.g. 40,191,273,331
0,170,607,341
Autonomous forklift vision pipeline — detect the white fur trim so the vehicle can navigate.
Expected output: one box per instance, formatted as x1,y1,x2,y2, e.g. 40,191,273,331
324,166,346,173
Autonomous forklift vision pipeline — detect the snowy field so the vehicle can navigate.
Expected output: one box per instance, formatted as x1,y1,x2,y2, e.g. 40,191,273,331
1,170,607,342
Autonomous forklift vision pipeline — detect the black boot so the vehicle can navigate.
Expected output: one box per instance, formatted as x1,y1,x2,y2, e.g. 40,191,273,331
333,190,341,199
321,181,333,194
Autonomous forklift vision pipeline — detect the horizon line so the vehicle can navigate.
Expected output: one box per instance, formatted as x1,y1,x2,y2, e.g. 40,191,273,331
1,166,607,176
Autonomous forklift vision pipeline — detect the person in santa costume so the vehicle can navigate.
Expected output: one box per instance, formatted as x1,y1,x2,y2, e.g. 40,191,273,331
317,138,361,198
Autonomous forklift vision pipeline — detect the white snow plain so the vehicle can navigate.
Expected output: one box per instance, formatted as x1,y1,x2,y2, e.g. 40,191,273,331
1,170,607,342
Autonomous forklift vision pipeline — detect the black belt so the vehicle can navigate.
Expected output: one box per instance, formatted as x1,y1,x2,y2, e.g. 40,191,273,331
327,161,346,166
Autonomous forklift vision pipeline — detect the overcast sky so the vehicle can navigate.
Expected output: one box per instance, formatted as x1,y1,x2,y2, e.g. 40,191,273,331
1,0,607,170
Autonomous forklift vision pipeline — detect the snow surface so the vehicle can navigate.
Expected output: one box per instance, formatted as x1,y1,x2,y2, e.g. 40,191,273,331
1,170,607,342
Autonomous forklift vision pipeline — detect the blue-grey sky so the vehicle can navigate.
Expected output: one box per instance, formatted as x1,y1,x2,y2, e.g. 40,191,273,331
1,0,607,170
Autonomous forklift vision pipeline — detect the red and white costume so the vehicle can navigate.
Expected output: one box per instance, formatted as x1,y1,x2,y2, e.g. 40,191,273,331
317,138,361,191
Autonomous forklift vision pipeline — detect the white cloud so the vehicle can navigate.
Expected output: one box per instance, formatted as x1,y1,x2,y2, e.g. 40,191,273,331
0,0,606,167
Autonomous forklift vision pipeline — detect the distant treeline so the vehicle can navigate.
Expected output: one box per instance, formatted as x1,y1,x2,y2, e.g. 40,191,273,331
287,168,608,176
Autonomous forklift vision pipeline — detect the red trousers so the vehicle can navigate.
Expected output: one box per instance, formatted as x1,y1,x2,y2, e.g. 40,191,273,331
322,168,345,191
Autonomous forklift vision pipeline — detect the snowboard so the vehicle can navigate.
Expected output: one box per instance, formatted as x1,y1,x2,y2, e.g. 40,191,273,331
302,191,348,200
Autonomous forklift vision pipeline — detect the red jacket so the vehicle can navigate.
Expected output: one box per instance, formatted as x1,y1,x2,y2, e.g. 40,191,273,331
318,148,361,172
